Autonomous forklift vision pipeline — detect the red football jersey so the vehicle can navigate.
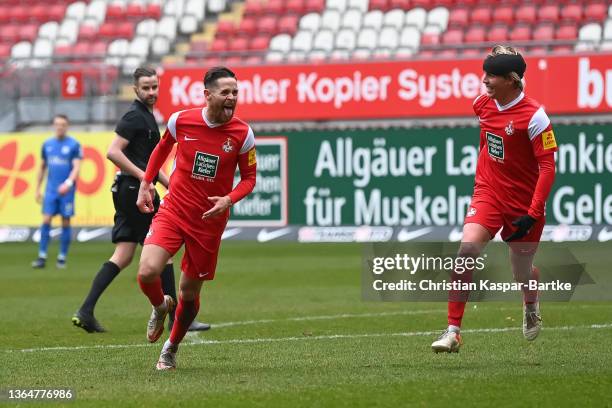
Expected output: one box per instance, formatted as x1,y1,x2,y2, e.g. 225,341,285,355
160,107,255,222
472,92,558,214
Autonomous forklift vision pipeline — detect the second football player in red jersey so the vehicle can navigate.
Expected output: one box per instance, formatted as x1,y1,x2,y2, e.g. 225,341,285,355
135,67,256,369
432,46,558,353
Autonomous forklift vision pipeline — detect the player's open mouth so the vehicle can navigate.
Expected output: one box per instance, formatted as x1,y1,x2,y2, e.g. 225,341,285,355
224,107,234,116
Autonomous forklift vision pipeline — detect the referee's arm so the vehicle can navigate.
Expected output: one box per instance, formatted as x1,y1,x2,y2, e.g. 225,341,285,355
107,134,145,181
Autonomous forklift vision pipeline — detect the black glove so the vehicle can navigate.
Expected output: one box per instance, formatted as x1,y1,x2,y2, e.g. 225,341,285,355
505,215,536,242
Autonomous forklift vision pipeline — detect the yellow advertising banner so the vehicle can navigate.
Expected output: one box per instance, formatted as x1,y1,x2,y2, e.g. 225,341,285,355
0,132,173,227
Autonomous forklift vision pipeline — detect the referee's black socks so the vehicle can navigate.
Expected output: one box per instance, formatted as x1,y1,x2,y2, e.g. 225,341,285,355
80,261,121,315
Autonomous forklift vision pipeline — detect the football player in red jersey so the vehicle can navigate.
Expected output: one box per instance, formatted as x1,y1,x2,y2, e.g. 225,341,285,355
135,67,257,369
432,46,558,353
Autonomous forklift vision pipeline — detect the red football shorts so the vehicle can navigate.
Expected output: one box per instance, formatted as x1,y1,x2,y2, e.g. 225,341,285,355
144,207,224,280
464,193,545,245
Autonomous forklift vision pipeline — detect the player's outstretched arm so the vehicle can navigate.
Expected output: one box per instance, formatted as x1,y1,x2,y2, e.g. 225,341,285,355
202,147,257,219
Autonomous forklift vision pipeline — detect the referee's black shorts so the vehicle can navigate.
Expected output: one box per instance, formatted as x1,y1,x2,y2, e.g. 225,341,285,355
111,175,160,245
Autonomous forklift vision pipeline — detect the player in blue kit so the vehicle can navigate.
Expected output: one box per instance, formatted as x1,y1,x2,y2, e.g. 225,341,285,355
32,114,82,269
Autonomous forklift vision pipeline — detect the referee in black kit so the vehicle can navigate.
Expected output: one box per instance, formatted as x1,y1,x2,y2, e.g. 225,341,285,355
72,66,209,333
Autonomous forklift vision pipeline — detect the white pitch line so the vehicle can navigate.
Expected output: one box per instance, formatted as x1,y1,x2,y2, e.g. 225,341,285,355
13,323,612,353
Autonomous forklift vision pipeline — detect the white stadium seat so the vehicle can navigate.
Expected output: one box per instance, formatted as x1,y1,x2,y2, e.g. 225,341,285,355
38,22,59,41
335,28,357,50
378,27,399,49
357,27,377,49
207,0,226,14
604,19,612,40
313,30,335,51
348,0,369,13
384,9,405,30
269,34,292,53
66,1,87,21
326,0,348,12
363,10,383,30
292,31,314,52
342,9,363,31
11,41,32,59
58,19,79,44
137,19,158,39
427,7,449,32
185,0,206,21
151,36,171,55
32,39,53,58
129,36,150,58
300,13,321,32
266,51,284,62
321,10,342,31
400,26,421,50
156,16,178,41
86,0,107,24
405,7,427,30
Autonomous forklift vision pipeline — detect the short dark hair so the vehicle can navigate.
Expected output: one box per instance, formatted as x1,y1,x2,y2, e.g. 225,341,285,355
204,66,236,89
54,114,69,122
133,66,157,84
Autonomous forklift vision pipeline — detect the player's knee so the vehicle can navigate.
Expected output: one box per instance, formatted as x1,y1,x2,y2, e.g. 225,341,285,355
457,242,481,258
137,258,163,281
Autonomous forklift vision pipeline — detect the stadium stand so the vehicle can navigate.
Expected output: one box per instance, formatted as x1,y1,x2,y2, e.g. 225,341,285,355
0,0,611,130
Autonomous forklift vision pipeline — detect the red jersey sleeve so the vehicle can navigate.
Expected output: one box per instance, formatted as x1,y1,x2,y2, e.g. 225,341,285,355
143,128,175,184
228,147,256,204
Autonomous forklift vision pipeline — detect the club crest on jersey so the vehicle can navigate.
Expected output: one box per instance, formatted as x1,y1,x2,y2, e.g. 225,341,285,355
467,207,477,217
222,138,233,153
62,146,71,154
505,121,514,136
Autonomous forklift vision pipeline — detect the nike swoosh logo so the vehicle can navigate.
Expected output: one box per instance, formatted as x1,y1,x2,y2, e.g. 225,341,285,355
598,227,612,242
221,228,242,240
77,227,111,242
396,227,432,242
257,227,292,242
448,227,463,242
184,136,197,141
33,227,62,243
199,272,209,278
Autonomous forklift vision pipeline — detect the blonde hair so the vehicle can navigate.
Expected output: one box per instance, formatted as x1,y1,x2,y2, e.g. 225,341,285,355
488,45,524,90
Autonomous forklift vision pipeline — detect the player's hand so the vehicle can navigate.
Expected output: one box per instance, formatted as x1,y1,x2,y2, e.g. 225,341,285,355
202,196,232,219
505,215,536,242
136,181,156,213
57,183,70,196
35,190,42,204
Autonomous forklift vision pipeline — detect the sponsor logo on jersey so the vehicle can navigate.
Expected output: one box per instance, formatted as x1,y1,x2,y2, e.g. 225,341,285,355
192,151,219,179
505,120,514,135
62,146,71,154
541,130,557,149
486,132,504,161
248,149,257,166
222,138,233,153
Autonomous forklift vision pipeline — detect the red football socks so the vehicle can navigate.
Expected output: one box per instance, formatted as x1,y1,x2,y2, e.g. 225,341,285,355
169,296,200,345
137,275,164,307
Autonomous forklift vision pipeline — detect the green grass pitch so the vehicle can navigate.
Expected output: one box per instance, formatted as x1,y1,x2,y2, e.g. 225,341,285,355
1,241,611,407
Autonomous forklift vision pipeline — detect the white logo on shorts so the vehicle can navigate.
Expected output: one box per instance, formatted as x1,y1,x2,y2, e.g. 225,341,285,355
467,207,477,217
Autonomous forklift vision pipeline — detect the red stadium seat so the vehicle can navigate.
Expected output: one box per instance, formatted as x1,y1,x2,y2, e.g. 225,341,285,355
532,24,554,41
54,44,73,58
250,35,269,51
98,23,116,40
515,5,537,24
465,26,486,43
79,25,97,41
126,3,145,19
509,25,531,41
266,0,284,14
487,25,509,42
91,41,107,56
369,0,390,12
438,48,458,58
244,55,262,65
106,5,124,21
442,29,463,45
495,6,514,25
418,49,435,59
73,42,91,57
584,3,606,21
412,0,434,9
462,48,482,57
560,4,582,23
0,25,19,44
555,24,577,40
0,43,10,58
224,56,243,67
538,5,560,23
286,0,305,15
448,8,469,27
421,33,440,45
471,7,491,25
229,37,249,52
244,1,265,17
258,15,278,35
10,6,29,23
0,6,9,25
146,4,162,19
216,20,236,37
278,15,299,35
304,0,325,14
210,38,228,52
238,18,258,37
551,45,572,54
31,5,49,22
116,22,134,39
19,24,38,42
48,4,66,22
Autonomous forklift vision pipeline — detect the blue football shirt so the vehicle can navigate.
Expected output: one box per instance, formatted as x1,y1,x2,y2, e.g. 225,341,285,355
41,136,83,194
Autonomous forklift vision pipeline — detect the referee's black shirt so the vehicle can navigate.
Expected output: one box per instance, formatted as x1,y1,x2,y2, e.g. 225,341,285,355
114,99,161,172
